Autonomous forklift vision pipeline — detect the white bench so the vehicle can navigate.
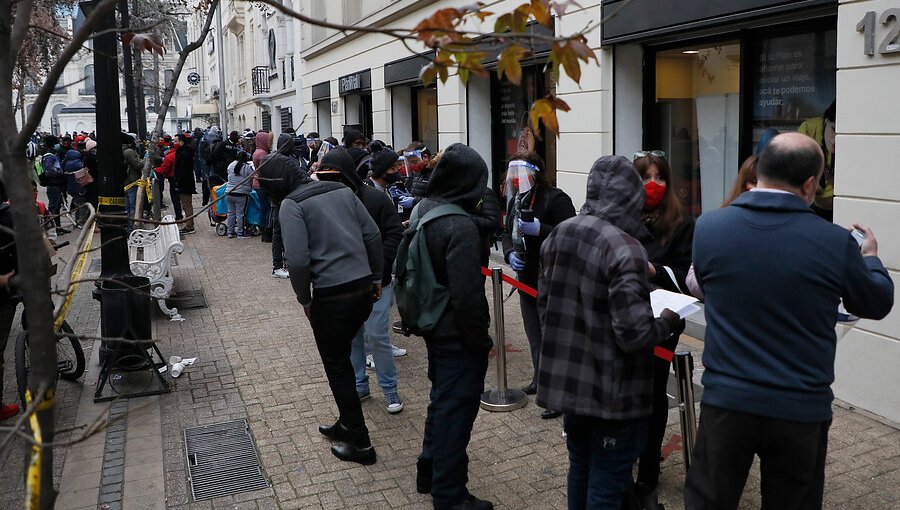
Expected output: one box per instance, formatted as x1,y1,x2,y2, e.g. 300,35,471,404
128,214,185,321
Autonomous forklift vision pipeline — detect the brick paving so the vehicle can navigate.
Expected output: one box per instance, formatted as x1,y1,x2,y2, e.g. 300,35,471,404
4,194,900,509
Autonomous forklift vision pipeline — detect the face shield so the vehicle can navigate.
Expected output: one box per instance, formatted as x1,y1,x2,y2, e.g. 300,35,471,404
403,149,426,174
317,141,334,159
397,155,408,177
504,160,538,199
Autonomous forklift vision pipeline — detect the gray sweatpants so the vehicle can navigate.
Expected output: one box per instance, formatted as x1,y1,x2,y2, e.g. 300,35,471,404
226,194,248,236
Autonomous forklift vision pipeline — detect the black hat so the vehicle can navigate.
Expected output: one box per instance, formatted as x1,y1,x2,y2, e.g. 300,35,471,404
369,149,399,179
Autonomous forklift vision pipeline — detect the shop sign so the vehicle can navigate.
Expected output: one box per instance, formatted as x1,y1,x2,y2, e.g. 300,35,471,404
338,70,371,95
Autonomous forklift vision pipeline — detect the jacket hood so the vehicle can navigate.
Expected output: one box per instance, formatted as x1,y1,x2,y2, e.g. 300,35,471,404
318,146,363,193
255,131,271,152
259,155,308,203
204,126,221,143
581,155,651,242
276,133,295,156
425,143,487,211
64,149,82,161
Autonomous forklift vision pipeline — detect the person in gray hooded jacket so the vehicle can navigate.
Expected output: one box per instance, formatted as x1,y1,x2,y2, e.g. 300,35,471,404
259,153,383,466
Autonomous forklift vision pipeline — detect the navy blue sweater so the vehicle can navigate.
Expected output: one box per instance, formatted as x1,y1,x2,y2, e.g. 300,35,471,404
693,190,893,422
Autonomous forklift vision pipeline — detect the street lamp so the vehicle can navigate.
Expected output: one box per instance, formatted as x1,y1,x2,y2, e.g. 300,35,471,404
79,0,131,278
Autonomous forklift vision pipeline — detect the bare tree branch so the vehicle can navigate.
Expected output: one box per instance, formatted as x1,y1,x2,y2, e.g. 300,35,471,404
9,0,36,62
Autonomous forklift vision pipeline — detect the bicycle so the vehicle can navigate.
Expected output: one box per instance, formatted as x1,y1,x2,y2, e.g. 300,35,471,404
13,209,94,407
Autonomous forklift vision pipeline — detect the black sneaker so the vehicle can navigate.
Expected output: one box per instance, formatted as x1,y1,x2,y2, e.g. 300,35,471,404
179,228,195,235
448,495,494,510
56,227,71,236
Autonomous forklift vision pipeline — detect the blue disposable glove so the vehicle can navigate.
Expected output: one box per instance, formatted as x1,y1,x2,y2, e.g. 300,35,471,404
508,252,526,271
517,217,541,237
399,195,416,209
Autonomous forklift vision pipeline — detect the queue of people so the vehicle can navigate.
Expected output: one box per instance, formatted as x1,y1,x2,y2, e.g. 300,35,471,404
18,121,895,510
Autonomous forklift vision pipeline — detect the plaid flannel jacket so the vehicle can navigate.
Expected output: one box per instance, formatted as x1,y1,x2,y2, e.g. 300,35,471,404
535,156,671,420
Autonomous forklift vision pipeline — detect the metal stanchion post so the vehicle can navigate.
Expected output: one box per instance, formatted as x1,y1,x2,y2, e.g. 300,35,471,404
480,267,527,412
674,351,698,471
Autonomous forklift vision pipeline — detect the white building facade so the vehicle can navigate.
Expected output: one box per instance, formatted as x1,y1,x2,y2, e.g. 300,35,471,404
17,12,193,137
289,0,900,424
187,0,304,136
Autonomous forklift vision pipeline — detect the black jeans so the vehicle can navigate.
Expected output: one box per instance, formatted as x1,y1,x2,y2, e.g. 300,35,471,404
419,337,489,509
684,403,830,510
272,203,284,271
310,287,373,436
518,291,542,388
637,324,682,488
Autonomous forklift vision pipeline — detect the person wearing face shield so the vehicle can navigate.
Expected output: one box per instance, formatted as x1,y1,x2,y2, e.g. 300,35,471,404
399,142,432,210
306,132,322,165
499,152,575,420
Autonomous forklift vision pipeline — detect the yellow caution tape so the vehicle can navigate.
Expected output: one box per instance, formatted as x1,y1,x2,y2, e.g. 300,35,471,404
24,388,55,509
98,196,126,207
54,221,95,330
124,178,153,202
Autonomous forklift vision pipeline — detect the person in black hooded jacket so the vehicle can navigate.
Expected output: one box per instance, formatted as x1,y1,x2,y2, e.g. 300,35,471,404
266,134,309,278
173,133,197,233
414,143,494,510
314,147,406,412
499,151,575,418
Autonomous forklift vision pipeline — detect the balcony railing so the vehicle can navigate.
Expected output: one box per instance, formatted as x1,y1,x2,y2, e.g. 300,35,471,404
251,66,270,96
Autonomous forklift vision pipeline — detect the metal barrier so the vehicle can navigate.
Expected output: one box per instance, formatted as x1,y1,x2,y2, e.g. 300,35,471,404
480,267,528,412
674,351,698,471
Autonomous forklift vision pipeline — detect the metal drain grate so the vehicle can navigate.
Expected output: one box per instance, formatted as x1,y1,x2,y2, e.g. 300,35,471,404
184,419,268,500
166,289,208,310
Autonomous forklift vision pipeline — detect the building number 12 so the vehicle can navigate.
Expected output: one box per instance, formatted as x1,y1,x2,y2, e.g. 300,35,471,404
857,9,900,56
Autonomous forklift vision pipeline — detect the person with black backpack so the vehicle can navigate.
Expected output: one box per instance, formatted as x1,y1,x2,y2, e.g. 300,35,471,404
38,135,69,235
211,130,240,186
394,143,494,510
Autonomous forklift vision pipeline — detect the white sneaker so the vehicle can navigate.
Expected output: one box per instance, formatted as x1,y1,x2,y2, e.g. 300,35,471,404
365,354,375,370
385,392,404,414
391,344,407,357
272,268,289,279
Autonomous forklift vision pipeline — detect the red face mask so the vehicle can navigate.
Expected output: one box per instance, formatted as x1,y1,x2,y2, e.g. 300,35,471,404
644,182,666,209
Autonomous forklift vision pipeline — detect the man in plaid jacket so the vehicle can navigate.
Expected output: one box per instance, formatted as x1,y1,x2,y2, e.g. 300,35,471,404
537,155,681,508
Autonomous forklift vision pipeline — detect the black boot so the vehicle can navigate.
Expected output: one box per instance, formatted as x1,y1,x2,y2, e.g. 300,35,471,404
330,425,376,465
416,458,432,494
448,494,494,510
318,420,352,441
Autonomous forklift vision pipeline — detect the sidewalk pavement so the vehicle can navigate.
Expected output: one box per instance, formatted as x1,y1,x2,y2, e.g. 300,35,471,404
11,195,899,509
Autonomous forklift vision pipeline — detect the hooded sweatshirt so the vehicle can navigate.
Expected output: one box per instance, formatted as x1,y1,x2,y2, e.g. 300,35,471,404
318,147,403,287
259,134,308,197
262,153,382,306
536,155,673,420
62,148,85,195
252,131,271,189
413,143,492,350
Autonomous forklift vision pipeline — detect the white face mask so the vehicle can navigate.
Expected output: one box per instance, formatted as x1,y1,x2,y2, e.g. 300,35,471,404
504,160,538,198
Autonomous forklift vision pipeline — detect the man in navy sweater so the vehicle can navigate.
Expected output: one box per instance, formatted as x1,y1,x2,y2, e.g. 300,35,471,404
685,132,894,509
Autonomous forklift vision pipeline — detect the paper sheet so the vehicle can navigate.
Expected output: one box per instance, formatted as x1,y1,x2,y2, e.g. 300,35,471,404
650,289,701,318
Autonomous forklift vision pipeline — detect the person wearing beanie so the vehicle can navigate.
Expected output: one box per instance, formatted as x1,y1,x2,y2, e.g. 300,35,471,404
267,134,308,278
81,138,99,211
315,147,406,412
306,132,322,165
260,144,383,466
210,131,241,185
38,135,68,234
343,129,366,150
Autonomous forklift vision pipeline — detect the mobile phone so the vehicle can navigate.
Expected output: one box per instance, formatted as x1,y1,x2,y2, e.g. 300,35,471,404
519,209,534,222
851,229,866,247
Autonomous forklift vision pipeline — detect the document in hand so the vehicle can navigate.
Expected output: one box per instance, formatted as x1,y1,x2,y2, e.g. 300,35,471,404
650,289,701,319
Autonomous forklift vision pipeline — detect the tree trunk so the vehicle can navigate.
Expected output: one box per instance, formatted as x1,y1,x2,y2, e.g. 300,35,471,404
133,0,220,225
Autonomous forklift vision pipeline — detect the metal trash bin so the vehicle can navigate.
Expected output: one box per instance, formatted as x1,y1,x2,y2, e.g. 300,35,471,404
98,275,152,365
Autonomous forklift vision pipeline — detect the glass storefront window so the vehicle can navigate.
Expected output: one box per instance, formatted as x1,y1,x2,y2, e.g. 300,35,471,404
492,66,557,189
654,42,741,216
751,28,837,149
414,87,438,153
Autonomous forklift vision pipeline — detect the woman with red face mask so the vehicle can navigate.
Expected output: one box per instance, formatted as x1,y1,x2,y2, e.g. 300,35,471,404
632,151,694,503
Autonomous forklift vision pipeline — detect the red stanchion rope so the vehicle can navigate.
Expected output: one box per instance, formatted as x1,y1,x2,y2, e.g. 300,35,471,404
482,267,676,363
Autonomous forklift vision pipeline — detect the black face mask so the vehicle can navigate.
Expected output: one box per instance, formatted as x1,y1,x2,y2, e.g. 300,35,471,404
382,172,401,184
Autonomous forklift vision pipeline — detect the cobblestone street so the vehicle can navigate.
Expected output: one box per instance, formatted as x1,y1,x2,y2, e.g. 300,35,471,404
3,196,900,509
